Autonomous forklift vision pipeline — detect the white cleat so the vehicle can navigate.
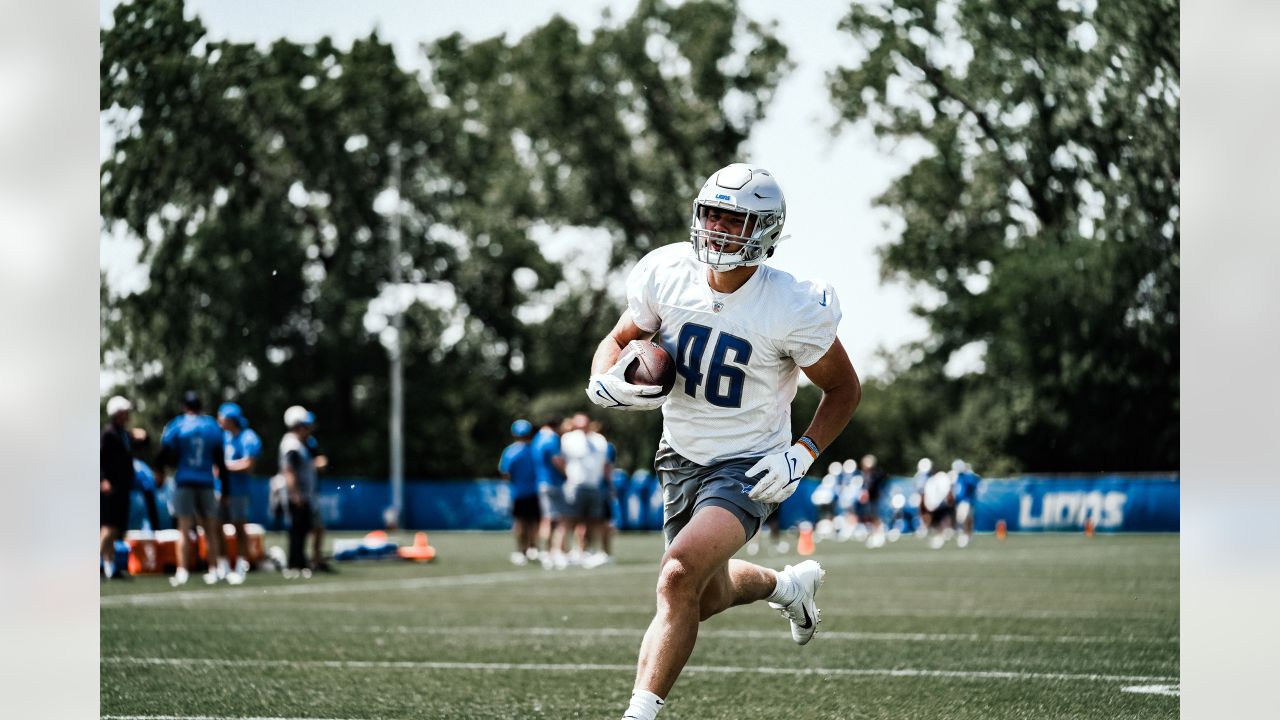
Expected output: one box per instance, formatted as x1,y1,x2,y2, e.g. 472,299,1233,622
510,551,529,566
203,571,221,585
956,534,970,549
226,571,246,586
769,560,825,645
168,568,190,587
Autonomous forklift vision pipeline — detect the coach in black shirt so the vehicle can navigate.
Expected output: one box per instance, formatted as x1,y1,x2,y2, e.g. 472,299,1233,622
100,395,134,580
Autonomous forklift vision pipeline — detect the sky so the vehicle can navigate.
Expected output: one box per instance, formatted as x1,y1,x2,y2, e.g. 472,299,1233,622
99,0,933,381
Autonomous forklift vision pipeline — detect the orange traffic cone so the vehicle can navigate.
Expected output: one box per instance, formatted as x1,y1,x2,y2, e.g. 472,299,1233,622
397,531,437,562
995,519,1008,541
1083,518,1095,537
797,522,815,556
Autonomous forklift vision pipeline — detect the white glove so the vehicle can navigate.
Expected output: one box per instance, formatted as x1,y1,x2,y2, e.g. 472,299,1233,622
585,344,667,412
746,443,817,503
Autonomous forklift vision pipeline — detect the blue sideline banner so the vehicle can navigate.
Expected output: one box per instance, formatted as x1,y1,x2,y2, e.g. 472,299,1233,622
129,472,1178,533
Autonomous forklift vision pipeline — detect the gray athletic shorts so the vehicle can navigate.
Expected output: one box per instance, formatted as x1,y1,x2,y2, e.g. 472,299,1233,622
539,484,570,521
655,441,776,546
172,485,218,520
221,495,250,523
565,484,604,520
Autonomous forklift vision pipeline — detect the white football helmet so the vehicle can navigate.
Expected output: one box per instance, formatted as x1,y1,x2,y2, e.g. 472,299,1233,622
689,163,786,270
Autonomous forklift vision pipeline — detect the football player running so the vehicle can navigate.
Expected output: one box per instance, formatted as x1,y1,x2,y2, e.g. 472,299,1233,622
587,164,861,720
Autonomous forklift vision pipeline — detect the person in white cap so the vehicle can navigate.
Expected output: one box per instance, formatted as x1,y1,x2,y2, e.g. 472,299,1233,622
278,405,319,578
100,396,134,580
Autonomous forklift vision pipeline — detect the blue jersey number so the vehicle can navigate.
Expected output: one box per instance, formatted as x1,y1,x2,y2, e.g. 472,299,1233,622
674,323,753,408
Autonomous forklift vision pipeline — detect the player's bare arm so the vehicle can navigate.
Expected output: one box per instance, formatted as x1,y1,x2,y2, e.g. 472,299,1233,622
590,310,655,375
797,337,861,449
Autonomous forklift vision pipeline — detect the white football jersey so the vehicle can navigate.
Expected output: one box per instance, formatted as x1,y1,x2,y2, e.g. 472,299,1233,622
627,242,841,466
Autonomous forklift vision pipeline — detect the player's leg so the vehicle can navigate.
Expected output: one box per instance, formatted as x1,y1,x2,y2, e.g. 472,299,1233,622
99,525,117,578
632,505,747,701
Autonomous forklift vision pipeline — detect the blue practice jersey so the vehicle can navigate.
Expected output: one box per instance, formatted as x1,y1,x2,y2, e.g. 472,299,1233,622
530,428,565,488
499,441,539,500
953,471,981,502
223,427,263,497
133,459,155,493
161,414,224,486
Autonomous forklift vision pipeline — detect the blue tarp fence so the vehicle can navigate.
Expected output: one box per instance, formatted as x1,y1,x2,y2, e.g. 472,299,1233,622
130,471,1178,533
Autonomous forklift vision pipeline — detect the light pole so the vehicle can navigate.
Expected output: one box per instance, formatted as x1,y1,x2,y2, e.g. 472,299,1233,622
387,142,404,529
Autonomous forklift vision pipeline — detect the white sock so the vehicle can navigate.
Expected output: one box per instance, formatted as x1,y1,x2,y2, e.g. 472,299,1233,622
103,560,115,579
217,558,230,578
766,568,799,605
174,567,189,582
622,689,665,720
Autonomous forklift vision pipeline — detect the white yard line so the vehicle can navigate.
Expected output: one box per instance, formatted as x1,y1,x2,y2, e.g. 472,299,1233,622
103,656,1177,684
103,621,1177,645
102,716,360,720
99,565,652,607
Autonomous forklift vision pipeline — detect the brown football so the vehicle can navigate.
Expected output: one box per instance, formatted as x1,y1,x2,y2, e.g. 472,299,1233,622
623,340,677,396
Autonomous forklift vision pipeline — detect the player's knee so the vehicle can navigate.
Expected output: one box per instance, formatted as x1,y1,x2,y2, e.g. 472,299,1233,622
655,556,700,604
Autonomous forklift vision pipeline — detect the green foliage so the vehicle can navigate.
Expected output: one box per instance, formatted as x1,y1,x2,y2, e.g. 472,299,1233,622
828,0,1178,472
101,0,788,476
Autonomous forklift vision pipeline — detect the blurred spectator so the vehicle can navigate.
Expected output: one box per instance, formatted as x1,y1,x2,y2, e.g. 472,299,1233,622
100,395,134,580
278,405,319,579
596,421,618,564
531,416,569,569
499,418,540,565
218,402,262,584
835,458,861,540
157,391,229,586
306,430,332,572
561,413,611,567
951,460,982,549
855,454,888,548
130,428,161,533
912,458,933,537
922,470,956,549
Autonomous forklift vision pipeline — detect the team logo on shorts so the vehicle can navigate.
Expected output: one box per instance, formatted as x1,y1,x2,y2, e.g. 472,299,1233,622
739,482,755,495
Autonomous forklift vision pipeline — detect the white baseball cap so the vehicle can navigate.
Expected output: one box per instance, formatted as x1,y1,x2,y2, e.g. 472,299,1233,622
284,405,315,428
106,396,132,416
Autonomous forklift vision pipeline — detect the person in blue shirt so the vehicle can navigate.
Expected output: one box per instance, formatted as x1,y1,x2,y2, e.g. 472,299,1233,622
499,419,541,566
951,460,982,549
218,402,262,583
129,428,161,533
156,391,229,587
530,416,568,569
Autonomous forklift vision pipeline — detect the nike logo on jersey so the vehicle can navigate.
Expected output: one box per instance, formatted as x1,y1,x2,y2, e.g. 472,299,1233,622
819,289,829,307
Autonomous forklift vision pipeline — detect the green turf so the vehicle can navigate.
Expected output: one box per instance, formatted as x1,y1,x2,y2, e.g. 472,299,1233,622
101,531,1178,719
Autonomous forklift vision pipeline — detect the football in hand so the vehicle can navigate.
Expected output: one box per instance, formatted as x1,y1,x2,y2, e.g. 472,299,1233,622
623,340,677,396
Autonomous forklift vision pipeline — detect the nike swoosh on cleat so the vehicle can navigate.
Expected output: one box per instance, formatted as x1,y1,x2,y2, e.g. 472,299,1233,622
797,605,814,630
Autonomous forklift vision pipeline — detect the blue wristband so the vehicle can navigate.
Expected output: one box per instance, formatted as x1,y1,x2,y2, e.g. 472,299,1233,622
796,436,820,460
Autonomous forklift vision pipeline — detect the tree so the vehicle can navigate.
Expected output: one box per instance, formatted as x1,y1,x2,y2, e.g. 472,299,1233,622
828,0,1178,471
101,0,789,476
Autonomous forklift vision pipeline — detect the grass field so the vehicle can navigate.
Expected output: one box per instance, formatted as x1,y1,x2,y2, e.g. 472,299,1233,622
101,531,1178,719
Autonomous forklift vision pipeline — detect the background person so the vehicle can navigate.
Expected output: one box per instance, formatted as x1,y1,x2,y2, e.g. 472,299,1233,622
130,428,161,534
951,459,982,548
157,391,229,586
218,402,261,583
306,429,332,572
560,412,611,567
499,418,541,565
100,395,135,580
278,405,319,578
531,416,569,569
